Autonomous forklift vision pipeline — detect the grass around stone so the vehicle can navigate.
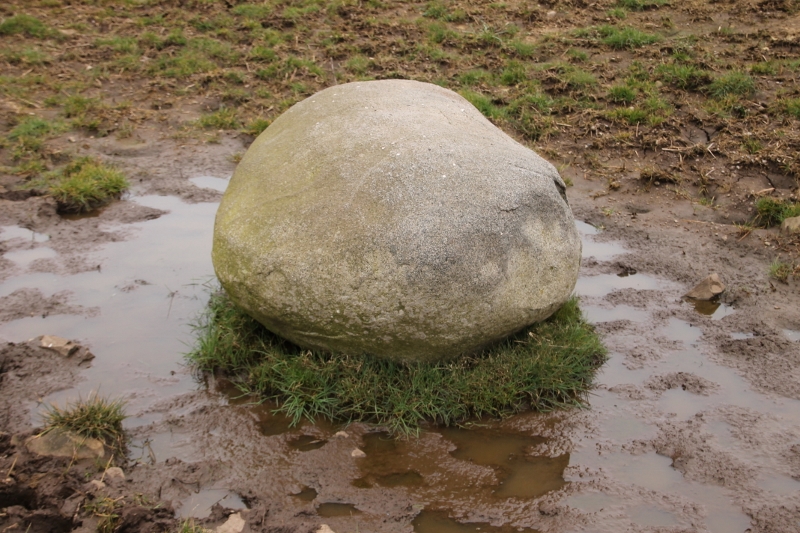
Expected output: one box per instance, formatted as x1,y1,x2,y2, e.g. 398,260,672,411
188,291,607,435
39,156,130,213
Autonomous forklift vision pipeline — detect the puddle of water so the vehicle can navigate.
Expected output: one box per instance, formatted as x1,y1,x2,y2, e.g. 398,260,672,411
493,454,569,498
288,434,328,452
627,505,679,527
574,273,664,298
661,317,702,344
730,332,754,340
688,299,736,320
190,176,229,192
439,426,567,499
576,220,627,261
176,489,247,519
0,195,219,420
3,246,57,266
292,486,317,502
316,503,361,517
0,225,50,242
758,474,800,496
565,492,621,513
412,510,540,533
583,304,647,324
784,329,800,342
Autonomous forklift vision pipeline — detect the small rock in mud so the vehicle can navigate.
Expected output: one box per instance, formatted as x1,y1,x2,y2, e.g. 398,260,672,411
316,525,336,533
216,512,246,533
351,448,366,458
684,272,725,300
780,216,800,235
40,335,79,357
25,429,106,460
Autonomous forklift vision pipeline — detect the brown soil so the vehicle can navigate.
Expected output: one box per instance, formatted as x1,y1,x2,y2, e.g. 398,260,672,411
1,0,800,532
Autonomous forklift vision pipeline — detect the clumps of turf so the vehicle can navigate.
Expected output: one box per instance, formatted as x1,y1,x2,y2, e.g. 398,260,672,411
752,197,800,227
42,392,127,453
188,292,607,435
45,157,129,213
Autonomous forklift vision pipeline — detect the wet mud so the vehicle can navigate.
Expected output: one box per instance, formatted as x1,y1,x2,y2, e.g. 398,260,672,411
1,129,799,533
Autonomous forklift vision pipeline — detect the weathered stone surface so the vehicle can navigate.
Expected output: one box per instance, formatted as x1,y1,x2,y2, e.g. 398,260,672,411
685,273,725,300
781,216,800,235
213,80,581,362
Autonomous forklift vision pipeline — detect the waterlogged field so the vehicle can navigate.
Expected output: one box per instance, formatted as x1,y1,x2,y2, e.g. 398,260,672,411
1,0,800,532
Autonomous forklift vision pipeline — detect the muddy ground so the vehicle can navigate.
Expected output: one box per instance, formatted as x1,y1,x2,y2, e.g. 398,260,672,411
2,0,800,532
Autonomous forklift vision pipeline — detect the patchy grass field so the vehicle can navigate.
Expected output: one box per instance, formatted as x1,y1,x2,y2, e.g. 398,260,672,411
0,0,798,245
189,292,606,434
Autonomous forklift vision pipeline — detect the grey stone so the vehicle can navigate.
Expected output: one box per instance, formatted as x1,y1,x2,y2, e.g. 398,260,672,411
780,216,800,235
685,273,725,300
213,80,581,362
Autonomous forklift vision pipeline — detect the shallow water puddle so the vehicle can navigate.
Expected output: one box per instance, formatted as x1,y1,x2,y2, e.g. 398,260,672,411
316,502,361,517
574,273,664,298
0,225,50,243
292,486,317,502
412,510,540,533
0,195,219,420
784,329,800,342
439,426,567,499
288,434,328,451
190,175,230,192
176,489,247,519
3,246,58,266
686,298,736,320
576,221,627,261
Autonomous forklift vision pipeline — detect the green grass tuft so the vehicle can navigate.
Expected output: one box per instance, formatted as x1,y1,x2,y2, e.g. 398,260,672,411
615,0,668,10
608,85,637,103
198,107,240,129
45,157,129,213
599,25,660,49
460,90,508,120
42,392,127,452
0,14,55,38
708,71,755,99
655,63,710,90
753,197,800,227
769,260,794,282
188,292,607,436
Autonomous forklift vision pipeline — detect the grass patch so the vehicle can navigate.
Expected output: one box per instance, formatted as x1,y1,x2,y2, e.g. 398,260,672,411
655,63,710,90
753,197,800,227
0,14,55,38
769,259,794,282
188,292,607,435
460,90,507,120
775,98,800,119
42,391,127,452
608,85,637,103
84,497,122,533
198,107,240,129
707,71,755,99
599,25,660,49
42,157,129,213
615,0,668,9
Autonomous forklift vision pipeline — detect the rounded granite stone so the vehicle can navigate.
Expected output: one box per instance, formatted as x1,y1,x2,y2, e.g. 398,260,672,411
212,79,581,362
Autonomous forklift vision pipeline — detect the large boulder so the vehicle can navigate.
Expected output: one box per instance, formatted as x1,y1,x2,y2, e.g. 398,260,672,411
213,80,581,362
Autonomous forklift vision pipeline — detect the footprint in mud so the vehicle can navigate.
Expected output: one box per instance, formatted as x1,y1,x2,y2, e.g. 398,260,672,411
292,486,317,502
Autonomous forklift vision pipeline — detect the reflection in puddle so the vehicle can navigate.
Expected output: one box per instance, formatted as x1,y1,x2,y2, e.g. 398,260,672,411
288,434,327,451
316,503,361,517
628,505,678,527
687,298,735,320
440,426,567,499
0,225,50,242
354,432,427,490
583,304,647,324
784,329,800,342
190,176,229,192
3,246,57,266
574,273,664,298
176,489,247,519
412,510,540,533
292,486,317,502
565,492,620,512
0,195,220,421
576,220,627,261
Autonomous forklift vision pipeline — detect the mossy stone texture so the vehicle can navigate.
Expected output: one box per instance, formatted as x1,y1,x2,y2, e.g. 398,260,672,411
213,80,581,362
